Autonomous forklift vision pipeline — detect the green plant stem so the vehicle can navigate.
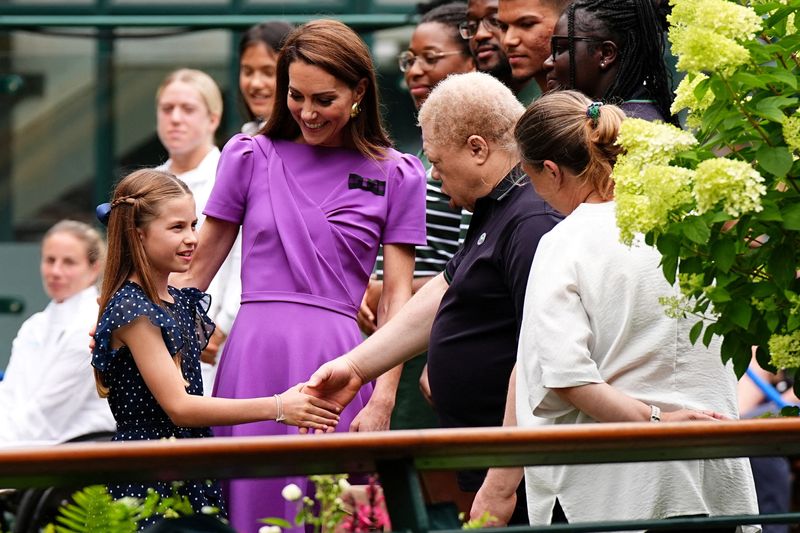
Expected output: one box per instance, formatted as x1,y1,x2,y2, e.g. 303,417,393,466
719,74,773,146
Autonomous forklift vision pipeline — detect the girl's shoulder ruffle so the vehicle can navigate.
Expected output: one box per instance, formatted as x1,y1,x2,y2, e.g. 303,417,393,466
91,281,182,372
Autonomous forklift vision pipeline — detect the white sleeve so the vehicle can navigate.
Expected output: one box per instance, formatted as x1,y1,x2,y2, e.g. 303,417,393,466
4,329,100,443
207,231,242,335
518,232,604,420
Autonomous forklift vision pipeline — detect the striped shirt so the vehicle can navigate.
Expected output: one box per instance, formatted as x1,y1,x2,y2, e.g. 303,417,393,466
376,171,467,278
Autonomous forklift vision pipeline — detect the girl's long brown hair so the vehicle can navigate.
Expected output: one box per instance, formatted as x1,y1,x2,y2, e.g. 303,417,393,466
94,169,191,397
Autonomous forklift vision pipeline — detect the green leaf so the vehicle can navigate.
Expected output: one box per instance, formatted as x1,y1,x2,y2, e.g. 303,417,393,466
680,256,705,275
732,71,769,89
755,345,777,373
689,320,704,345
661,253,678,285
756,200,783,222
788,313,800,331
702,322,717,347
780,405,800,417
682,217,711,244
756,145,793,178
766,311,780,332
707,286,732,302
728,299,753,329
764,70,798,90
781,202,800,230
260,518,294,528
711,239,736,273
733,350,750,379
655,233,680,257
767,244,795,288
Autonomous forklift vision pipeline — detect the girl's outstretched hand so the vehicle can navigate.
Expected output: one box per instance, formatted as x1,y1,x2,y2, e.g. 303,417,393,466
279,384,341,432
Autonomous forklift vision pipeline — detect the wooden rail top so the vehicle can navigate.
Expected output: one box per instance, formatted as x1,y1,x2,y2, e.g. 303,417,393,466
2,418,800,489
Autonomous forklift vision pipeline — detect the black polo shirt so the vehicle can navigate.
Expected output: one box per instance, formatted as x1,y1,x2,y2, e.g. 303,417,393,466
427,167,561,476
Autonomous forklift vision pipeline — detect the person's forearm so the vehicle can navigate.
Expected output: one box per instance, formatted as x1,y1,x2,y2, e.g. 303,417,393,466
347,274,447,381
166,395,277,428
368,266,415,410
412,275,434,293
555,382,651,422
481,366,523,496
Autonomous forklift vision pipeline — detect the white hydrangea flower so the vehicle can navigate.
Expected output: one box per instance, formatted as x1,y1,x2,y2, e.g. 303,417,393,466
693,158,766,216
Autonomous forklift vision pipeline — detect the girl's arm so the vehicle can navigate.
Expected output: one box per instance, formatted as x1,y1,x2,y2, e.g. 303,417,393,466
349,243,415,432
118,316,340,430
172,216,238,292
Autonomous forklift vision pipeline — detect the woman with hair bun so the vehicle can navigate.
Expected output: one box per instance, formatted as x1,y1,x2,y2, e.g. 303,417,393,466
512,90,758,528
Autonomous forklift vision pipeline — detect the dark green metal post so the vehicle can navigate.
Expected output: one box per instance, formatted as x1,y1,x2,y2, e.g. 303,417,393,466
376,458,429,533
0,32,13,241
94,28,114,206
227,27,242,138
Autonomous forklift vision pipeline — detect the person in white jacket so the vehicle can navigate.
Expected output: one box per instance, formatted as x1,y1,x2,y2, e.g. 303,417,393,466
0,220,115,446
155,68,242,395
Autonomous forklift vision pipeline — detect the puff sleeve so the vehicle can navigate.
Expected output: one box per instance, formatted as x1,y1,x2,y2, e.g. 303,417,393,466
203,133,255,225
382,153,427,246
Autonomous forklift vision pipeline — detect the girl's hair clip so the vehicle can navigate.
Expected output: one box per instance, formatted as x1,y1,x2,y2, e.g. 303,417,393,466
586,101,604,125
96,203,112,226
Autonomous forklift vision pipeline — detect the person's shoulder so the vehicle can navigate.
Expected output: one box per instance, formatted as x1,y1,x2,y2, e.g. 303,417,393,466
379,149,426,184
101,281,154,318
220,132,261,158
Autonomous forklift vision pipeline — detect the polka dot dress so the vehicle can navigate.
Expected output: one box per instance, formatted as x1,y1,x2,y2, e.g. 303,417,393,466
92,280,227,528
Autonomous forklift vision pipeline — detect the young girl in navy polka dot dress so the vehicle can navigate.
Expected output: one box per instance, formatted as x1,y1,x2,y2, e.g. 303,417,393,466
91,169,341,529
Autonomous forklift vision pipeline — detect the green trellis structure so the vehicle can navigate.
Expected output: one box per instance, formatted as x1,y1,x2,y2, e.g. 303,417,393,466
0,1,418,241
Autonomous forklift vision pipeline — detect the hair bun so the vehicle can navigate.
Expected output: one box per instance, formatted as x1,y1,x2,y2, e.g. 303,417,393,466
586,101,604,125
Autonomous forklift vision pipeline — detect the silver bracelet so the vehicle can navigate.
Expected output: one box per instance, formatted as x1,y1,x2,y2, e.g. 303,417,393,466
274,394,286,423
650,404,662,423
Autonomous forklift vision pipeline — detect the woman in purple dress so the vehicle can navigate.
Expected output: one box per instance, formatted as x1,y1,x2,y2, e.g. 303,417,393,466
176,19,427,533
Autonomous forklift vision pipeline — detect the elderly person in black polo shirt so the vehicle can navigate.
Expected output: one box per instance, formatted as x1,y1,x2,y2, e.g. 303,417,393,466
304,71,561,522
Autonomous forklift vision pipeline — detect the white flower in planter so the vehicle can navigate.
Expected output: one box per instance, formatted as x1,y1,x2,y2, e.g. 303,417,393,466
281,483,303,502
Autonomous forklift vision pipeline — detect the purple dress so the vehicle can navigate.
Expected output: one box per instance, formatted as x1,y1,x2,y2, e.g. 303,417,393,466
203,134,426,533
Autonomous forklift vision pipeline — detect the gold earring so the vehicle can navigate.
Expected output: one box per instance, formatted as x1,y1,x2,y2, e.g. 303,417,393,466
350,102,361,119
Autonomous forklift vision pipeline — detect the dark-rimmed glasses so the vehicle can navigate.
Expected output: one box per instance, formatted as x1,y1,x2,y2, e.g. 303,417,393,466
550,35,604,62
458,15,503,39
397,50,463,72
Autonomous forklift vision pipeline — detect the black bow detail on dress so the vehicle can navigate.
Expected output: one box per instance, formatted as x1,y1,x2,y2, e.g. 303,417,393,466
348,174,386,196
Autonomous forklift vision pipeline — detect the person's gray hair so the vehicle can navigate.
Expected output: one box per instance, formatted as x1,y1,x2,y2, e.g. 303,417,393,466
417,72,524,152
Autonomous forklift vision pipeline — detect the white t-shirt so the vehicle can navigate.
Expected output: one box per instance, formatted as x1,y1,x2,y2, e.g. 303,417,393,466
159,147,242,394
0,285,116,447
517,201,759,531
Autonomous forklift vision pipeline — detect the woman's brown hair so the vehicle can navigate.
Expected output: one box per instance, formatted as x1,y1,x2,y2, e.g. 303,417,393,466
94,168,192,396
261,19,392,159
515,90,625,200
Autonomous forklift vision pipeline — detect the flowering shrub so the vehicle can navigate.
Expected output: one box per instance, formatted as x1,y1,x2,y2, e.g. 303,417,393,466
614,0,800,387
262,475,362,533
